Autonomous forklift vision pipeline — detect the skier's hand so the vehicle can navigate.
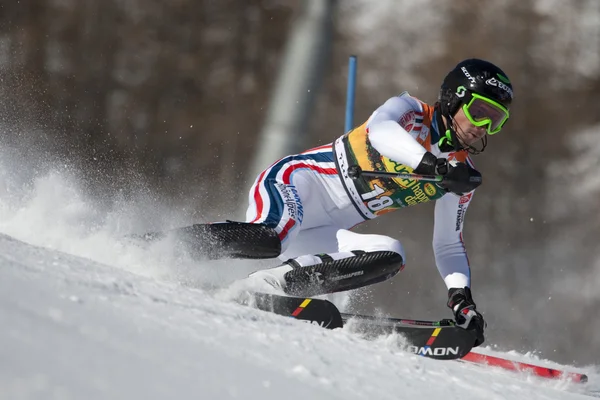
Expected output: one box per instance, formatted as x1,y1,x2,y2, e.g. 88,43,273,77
447,287,486,347
414,152,482,196
439,160,482,196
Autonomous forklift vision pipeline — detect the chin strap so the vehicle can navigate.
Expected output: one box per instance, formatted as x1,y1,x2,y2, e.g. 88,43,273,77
467,135,487,155
435,105,462,153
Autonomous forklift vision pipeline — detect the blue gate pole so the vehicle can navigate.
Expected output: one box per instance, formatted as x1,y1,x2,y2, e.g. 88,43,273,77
345,55,357,133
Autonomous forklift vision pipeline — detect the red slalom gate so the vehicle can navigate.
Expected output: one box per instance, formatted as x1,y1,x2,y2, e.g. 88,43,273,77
461,352,588,383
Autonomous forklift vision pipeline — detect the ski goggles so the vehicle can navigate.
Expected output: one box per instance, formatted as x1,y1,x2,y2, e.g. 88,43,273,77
461,92,510,135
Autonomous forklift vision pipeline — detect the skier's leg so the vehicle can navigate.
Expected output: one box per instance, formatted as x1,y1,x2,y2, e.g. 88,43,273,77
164,154,325,260
246,229,406,297
242,145,343,254
233,146,406,295
243,175,304,257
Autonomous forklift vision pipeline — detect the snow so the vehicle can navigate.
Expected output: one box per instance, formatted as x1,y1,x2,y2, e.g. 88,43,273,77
0,234,596,400
0,159,597,399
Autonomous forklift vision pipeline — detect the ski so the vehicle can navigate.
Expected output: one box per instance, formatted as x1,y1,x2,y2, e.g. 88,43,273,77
460,352,588,383
341,313,477,360
238,293,475,360
239,292,344,329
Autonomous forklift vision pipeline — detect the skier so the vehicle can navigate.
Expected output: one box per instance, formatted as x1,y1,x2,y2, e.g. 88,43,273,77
150,58,512,347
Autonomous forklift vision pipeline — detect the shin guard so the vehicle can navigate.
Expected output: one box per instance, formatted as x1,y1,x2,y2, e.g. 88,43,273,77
283,250,404,297
136,221,281,260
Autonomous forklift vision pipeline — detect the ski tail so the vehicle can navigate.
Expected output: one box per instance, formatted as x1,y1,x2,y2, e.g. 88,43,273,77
240,292,343,329
461,352,588,383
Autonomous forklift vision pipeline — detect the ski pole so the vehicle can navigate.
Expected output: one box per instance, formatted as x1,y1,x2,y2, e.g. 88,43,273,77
341,313,456,327
347,165,444,183
345,55,357,133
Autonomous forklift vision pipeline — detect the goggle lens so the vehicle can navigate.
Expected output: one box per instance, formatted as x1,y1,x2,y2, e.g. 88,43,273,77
463,94,509,135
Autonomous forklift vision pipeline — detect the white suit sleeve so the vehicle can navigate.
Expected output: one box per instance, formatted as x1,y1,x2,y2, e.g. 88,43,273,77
432,190,475,289
366,96,428,169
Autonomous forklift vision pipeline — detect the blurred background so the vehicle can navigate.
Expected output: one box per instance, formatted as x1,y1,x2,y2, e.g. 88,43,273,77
1,0,600,366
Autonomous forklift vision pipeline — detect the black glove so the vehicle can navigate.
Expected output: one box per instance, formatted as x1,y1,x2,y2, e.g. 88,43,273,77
447,287,485,347
414,152,482,196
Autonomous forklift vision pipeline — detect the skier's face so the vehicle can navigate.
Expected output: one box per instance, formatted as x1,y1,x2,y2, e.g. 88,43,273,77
452,108,487,146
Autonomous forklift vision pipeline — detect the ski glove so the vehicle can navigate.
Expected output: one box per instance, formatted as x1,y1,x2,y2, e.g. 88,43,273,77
447,287,486,347
414,152,482,196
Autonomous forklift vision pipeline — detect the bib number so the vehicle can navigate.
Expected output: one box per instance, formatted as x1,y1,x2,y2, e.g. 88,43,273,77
361,184,393,212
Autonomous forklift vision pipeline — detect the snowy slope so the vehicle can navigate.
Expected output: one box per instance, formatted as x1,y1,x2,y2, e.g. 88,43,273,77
0,152,596,399
0,233,596,400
